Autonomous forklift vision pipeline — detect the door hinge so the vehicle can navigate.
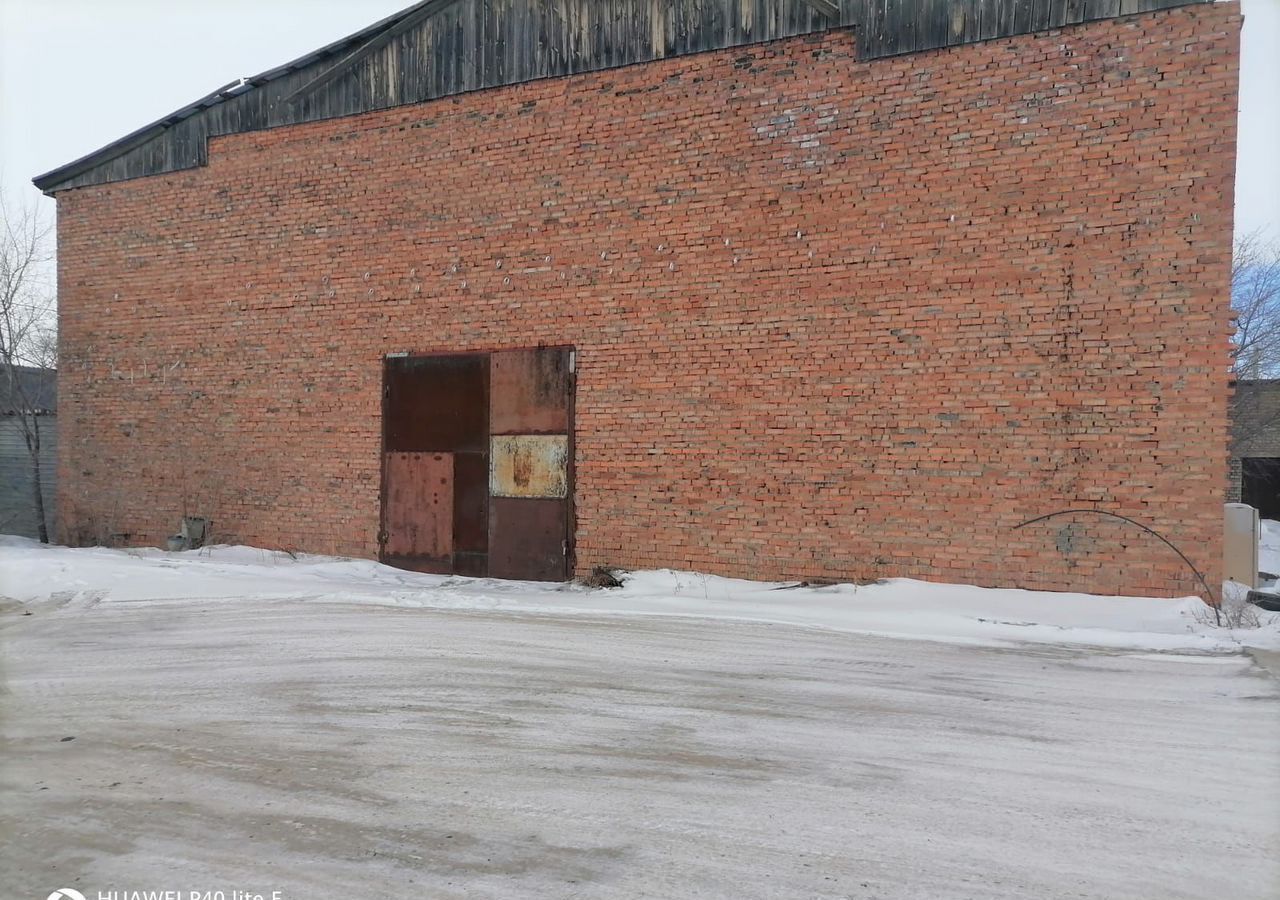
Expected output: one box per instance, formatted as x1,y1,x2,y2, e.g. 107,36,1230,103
377,530,389,546
568,350,576,374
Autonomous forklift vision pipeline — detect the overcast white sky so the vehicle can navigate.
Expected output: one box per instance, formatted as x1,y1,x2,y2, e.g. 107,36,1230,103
1,0,1277,241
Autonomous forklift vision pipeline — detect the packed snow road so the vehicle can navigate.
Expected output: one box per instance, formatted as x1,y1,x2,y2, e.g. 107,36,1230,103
2,594,1277,899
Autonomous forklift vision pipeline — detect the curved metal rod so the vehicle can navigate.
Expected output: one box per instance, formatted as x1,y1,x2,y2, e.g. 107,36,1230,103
1012,509,1218,607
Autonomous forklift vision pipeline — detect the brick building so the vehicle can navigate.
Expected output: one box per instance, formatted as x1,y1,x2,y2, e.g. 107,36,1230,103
37,0,1239,596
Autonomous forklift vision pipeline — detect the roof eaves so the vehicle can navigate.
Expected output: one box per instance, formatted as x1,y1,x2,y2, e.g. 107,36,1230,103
32,0,439,195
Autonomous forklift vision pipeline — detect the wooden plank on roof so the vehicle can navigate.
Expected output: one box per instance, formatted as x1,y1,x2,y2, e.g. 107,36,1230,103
36,0,1217,193
797,0,841,16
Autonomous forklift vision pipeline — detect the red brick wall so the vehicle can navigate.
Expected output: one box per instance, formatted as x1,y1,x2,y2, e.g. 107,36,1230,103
54,4,1239,597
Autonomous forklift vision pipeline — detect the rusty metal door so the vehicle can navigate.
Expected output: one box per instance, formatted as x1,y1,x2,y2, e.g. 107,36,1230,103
380,348,573,581
488,348,574,580
381,353,489,574
382,452,454,569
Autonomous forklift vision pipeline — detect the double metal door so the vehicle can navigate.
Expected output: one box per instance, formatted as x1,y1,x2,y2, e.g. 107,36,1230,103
380,347,573,581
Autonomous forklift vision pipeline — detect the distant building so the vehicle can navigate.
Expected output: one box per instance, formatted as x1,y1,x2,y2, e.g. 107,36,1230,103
33,0,1240,596
1229,379,1280,520
0,366,56,540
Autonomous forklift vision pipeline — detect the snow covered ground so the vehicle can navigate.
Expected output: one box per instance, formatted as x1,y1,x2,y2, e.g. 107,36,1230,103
3,537,1278,652
2,539,1279,898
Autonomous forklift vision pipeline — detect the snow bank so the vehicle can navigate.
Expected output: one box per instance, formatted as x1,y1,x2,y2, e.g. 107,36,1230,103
3,536,1278,651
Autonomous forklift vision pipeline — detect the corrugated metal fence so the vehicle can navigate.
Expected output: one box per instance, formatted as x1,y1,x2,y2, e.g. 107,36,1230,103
0,416,56,540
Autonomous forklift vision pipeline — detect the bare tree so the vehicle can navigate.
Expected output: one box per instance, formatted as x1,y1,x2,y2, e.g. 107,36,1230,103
0,187,56,543
1231,230,1280,379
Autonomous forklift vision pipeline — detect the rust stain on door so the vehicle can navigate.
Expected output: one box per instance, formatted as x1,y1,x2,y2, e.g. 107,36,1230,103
488,497,568,581
382,452,453,571
490,435,568,499
384,354,488,452
490,348,571,435
452,451,489,576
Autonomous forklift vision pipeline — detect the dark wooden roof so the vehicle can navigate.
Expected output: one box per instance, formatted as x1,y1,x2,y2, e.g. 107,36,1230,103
33,0,1209,195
